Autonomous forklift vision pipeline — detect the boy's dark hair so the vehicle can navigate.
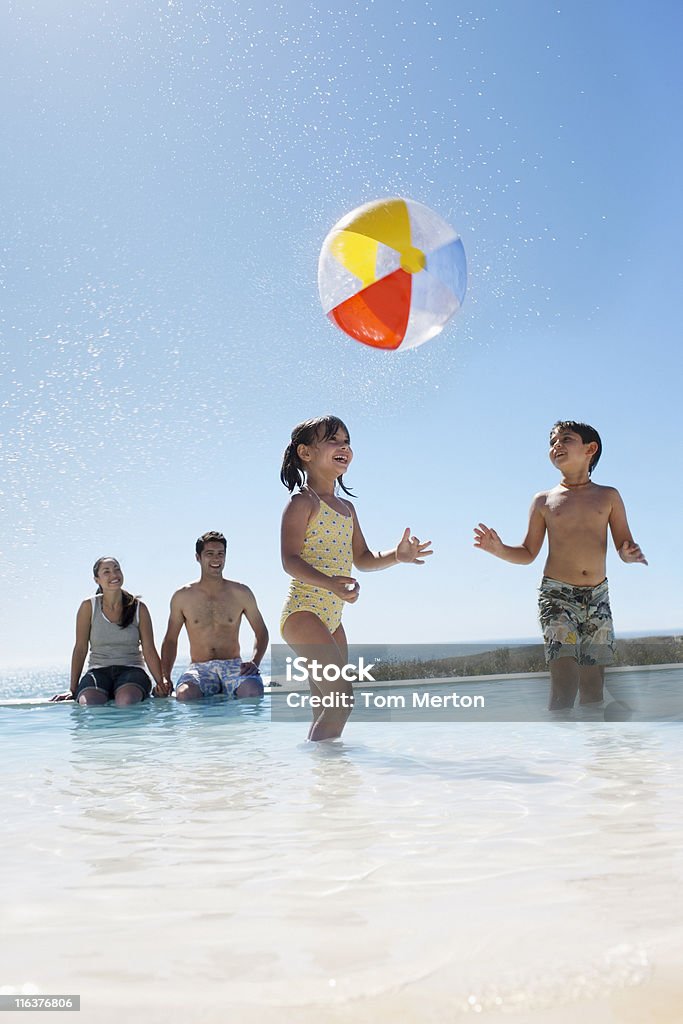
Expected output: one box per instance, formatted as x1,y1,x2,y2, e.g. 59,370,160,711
551,420,602,475
92,556,138,630
280,414,354,495
196,531,227,556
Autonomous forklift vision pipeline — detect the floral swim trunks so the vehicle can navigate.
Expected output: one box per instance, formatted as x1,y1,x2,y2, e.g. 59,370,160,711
175,659,263,698
538,577,615,666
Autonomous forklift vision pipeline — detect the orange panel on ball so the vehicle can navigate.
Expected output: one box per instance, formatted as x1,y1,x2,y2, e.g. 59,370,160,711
327,269,412,349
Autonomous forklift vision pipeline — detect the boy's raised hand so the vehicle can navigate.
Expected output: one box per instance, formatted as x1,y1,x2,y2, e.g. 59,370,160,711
473,523,505,557
618,540,648,565
396,528,433,564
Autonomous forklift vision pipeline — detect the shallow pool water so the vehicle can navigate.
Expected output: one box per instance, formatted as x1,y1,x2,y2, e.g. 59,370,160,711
2,668,683,1023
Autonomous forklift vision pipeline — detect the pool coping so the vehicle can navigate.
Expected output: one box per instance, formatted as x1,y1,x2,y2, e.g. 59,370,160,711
263,661,683,694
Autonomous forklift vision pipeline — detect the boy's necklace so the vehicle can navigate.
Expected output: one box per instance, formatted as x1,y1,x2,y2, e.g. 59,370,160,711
560,479,591,488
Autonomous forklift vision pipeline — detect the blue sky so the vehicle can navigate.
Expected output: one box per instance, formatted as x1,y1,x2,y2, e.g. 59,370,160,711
1,0,681,667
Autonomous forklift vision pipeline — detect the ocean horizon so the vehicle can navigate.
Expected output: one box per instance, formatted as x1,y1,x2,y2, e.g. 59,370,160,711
2,628,680,675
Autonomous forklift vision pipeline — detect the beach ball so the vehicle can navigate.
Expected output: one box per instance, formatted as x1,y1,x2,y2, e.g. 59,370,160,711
318,197,466,351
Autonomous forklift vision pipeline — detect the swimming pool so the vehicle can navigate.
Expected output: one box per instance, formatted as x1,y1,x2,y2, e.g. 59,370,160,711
2,667,683,1023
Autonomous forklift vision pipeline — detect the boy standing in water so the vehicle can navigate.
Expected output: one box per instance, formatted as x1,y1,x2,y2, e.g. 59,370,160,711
474,421,647,709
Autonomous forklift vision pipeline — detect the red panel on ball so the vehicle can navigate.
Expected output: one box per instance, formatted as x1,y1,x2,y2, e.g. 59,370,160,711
328,269,412,350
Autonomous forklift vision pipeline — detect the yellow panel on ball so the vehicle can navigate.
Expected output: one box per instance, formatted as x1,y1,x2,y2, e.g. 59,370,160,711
318,198,467,351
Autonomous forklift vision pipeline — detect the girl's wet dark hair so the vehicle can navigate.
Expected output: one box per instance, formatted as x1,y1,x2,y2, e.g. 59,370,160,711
551,420,603,475
280,415,354,494
92,556,138,630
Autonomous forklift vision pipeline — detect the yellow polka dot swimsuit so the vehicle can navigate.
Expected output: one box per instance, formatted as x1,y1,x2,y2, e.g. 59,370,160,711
280,493,354,635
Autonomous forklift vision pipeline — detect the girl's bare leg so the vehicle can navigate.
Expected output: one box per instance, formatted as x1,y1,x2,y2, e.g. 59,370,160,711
283,612,353,741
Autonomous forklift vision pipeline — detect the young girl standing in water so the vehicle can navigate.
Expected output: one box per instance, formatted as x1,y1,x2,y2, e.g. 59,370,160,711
280,415,432,741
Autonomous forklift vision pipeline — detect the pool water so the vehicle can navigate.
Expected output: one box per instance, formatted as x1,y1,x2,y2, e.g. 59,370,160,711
2,668,683,1023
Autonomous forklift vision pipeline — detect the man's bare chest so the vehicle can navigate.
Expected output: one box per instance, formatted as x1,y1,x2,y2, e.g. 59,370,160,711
187,597,241,630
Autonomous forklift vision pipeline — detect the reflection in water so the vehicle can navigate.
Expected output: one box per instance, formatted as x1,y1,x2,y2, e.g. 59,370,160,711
62,697,281,881
578,729,683,932
3,677,683,1015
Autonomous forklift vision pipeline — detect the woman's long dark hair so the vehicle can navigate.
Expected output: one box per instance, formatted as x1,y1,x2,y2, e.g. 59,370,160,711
280,415,354,495
92,557,138,630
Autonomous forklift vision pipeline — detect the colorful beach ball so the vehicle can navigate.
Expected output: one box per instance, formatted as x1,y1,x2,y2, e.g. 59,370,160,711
318,197,467,351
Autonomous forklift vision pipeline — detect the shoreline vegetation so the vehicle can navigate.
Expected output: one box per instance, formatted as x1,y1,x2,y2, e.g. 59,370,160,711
1,637,681,692
370,636,683,682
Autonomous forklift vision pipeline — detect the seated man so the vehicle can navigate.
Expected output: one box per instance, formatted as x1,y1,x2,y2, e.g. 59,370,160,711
161,531,268,701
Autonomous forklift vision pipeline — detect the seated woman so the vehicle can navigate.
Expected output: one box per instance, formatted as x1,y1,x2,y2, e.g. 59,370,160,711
52,556,172,705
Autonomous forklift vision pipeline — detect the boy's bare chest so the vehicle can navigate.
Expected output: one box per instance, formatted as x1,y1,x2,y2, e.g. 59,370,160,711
543,490,611,530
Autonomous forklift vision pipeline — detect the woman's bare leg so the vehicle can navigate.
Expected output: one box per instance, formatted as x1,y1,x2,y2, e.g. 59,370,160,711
114,684,145,707
78,689,108,706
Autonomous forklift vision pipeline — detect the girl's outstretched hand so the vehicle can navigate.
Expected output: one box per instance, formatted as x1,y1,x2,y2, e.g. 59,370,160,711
396,528,433,564
330,576,360,602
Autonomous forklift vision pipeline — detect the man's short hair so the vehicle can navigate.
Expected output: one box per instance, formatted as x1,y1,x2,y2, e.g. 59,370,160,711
196,531,227,556
551,421,602,474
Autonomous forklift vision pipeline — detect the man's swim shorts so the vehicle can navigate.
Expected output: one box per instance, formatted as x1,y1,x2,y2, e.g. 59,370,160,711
175,658,263,697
